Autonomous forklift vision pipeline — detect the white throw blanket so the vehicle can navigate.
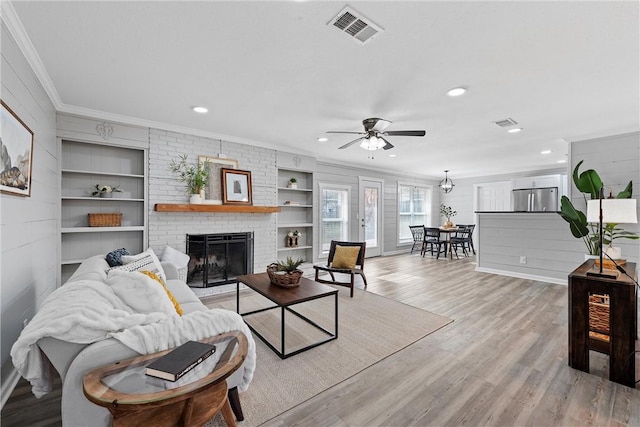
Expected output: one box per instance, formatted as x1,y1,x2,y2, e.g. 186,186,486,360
10,279,256,397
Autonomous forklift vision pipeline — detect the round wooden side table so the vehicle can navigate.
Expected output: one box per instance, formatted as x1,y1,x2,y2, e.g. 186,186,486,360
83,331,248,427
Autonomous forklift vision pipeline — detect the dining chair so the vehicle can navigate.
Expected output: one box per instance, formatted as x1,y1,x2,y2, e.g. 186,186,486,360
314,240,367,297
466,224,476,254
450,225,471,258
422,227,448,259
409,225,425,254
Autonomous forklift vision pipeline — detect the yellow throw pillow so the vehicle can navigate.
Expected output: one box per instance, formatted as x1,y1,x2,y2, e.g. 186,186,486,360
140,270,183,316
332,245,361,269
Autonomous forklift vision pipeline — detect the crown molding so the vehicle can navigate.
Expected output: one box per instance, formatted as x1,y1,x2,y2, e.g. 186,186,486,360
1,0,62,109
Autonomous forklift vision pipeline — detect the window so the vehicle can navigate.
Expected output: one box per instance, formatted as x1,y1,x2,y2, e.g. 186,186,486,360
398,182,432,244
319,183,350,255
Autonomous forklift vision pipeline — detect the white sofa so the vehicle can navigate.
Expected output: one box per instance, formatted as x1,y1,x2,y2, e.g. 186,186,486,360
31,254,252,426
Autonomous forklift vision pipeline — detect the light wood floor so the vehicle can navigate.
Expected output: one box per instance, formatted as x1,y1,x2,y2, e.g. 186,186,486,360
3,253,640,426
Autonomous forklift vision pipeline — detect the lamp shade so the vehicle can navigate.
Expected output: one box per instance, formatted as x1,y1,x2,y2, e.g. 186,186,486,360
586,198,638,224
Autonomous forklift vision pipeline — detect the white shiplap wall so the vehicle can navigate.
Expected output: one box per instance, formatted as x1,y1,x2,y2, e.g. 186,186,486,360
1,23,58,402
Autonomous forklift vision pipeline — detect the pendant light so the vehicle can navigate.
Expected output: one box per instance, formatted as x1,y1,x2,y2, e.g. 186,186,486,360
439,170,455,193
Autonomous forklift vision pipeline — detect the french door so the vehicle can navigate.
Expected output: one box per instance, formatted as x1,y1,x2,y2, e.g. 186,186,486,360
358,177,383,257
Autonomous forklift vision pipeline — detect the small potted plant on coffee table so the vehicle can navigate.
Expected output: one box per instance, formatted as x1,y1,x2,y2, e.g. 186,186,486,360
267,256,304,288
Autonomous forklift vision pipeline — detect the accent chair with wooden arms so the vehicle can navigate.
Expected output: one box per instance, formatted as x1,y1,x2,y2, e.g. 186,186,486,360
314,241,368,297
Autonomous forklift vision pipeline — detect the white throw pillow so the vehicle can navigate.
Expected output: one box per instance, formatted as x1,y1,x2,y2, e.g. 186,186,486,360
161,245,190,269
105,270,177,315
118,248,167,282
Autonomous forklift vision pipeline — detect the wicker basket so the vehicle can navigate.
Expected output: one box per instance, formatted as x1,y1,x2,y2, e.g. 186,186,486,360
88,213,122,227
589,294,610,335
267,263,302,288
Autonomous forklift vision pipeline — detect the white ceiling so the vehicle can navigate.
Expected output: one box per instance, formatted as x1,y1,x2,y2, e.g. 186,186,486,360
9,1,640,179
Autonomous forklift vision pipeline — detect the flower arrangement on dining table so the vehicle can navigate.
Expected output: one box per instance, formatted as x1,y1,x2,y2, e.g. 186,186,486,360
440,204,457,228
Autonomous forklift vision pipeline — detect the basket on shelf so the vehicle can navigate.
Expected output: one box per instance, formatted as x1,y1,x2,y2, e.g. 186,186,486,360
589,293,610,335
266,263,302,288
88,213,122,227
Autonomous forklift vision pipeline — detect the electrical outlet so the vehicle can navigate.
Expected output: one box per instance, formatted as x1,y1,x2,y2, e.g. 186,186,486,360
520,256,527,264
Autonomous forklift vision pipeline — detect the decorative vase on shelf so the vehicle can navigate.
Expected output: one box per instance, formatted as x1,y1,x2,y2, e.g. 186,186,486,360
288,182,297,189
199,189,205,200
189,194,202,204
100,192,113,198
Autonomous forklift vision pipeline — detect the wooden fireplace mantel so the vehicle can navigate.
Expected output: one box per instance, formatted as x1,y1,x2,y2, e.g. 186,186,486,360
154,203,280,213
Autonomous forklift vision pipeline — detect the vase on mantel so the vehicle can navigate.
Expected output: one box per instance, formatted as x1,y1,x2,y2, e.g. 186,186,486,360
189,194,202,204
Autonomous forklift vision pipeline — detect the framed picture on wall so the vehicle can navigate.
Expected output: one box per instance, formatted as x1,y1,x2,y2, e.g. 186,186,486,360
1,100,34,197
198,156,238,203
221,168,252,205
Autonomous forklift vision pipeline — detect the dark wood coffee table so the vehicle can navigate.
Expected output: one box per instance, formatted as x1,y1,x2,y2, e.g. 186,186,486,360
236,273,338,359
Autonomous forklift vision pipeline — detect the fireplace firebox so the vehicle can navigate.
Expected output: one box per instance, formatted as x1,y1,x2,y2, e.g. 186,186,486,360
186,232,254,288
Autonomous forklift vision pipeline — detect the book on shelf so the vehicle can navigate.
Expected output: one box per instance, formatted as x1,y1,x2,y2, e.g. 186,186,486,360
145,340,216,382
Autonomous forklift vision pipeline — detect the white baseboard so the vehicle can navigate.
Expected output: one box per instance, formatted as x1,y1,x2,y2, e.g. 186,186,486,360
474,266,567,286
1,367,21,410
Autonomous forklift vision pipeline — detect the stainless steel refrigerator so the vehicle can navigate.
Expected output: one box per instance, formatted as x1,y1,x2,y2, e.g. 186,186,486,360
512,187,558,212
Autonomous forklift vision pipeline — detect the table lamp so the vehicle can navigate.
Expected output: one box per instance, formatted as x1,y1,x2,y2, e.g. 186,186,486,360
586,189,637,279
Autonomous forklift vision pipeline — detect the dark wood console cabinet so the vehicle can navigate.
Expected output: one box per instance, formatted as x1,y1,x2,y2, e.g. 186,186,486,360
568,260,637,387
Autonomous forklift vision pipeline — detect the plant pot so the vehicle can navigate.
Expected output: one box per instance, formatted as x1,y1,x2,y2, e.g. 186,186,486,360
189,194,202,204
288,182,297,189
100,192,113,198
605,246,622,260
443,220,454,228
266,264,302,288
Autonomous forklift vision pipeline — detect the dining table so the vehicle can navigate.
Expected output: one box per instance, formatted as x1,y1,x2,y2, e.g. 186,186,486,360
438,226,459,260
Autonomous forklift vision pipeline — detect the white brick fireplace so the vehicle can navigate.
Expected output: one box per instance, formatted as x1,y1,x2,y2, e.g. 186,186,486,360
147,129,278,278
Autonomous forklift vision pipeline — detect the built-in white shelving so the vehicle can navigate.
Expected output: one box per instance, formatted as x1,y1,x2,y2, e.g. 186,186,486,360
277,169,314,267
60,139,148,283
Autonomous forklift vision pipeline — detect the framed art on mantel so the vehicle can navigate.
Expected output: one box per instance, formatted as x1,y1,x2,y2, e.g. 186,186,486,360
0,100,34,197
221,168,252,205
198,156,238,203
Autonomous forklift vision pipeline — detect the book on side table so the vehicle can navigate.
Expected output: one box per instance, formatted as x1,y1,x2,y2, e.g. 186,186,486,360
145,340,216,381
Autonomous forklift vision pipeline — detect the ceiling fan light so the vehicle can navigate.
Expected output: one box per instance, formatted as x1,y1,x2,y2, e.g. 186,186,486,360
360,135,385,151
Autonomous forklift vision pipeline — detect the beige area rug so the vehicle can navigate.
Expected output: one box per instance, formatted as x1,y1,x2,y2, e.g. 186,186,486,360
202,288,452,427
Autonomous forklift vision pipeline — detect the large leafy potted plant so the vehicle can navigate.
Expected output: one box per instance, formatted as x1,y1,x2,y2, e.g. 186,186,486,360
558,160,636,257
169,154,210,204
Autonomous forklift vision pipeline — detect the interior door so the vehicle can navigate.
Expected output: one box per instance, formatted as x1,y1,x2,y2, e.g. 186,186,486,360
359,178,383,257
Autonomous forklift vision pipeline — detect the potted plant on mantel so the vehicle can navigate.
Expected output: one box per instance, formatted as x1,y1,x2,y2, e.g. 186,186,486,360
169,154,210,204
558,160,637,259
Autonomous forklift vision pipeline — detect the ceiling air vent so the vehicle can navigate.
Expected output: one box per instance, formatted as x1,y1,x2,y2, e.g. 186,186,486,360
493,118,518,128
328,6,384,45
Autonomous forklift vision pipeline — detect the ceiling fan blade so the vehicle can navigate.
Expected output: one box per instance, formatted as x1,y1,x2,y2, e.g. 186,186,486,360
339,137,364,149
384,130,426,137
327,131,366,135
381,137,394,150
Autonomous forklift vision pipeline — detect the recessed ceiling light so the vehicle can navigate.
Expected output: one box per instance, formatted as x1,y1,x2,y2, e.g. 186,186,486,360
541,150,552,154
447,87,467,97
192,106,208,113
388,154,397,157
557,159,567,163
317,137,328,142
508,128,522,133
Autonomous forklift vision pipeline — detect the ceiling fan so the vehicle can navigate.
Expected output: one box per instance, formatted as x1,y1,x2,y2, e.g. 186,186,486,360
327,118,426,151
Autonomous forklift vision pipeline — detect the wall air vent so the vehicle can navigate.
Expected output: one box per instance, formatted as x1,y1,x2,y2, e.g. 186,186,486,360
493,118,518,128
328,6,384,45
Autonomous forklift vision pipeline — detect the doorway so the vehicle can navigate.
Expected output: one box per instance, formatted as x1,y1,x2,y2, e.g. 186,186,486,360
359,177,383,257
